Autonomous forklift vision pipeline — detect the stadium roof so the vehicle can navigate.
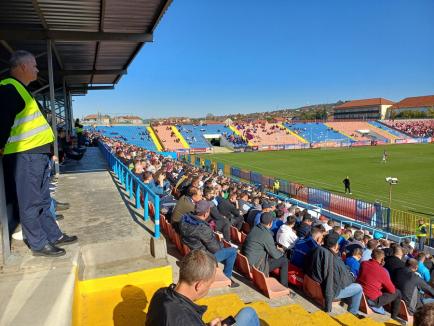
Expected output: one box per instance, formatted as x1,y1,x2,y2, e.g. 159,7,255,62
335,98,394,110
390,95,434,110
0,0,172,96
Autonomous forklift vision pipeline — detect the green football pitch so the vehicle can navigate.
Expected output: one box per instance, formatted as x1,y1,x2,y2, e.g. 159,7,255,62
204,144,434,217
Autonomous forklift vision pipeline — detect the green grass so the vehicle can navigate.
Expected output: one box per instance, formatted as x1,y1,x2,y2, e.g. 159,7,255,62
204,144,434,217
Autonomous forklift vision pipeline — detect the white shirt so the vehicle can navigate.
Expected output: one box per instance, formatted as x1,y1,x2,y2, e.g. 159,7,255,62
276,224,298,249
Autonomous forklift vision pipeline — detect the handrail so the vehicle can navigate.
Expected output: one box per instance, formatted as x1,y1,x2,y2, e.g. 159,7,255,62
98,141,160,239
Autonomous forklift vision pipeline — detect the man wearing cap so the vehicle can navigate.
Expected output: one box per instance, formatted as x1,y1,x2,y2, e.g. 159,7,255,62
307,232,363,315
242,212,289,287
179,200,239,288
252,201,275,227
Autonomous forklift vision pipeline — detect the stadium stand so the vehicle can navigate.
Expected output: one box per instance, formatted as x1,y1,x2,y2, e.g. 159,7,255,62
325,121,399,143
94,125,160,152
177,124,236,149
234,122,305,146
369,121,411,139
90,132,434,325
285,122,352,143
153,125,188,151
382,119,434,138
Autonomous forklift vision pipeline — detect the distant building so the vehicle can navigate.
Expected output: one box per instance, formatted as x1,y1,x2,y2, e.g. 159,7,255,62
389,95,434,117
83,114,110,124
333,98,394,120
112,115,143,124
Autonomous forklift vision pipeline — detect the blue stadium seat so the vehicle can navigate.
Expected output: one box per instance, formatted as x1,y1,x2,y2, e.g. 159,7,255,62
284,122,352,143
369,121,409,139
176,124,236,149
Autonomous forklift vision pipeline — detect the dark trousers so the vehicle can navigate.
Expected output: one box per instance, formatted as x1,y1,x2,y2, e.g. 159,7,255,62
215,218,231,241
230,215,244,230
370,289,402,319
269,255,288,287
3,153,62,250
344,185,351,193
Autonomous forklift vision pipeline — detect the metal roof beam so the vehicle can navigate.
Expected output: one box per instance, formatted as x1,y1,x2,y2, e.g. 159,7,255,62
68,86,114,91
0,29,153,42
61,69,126,76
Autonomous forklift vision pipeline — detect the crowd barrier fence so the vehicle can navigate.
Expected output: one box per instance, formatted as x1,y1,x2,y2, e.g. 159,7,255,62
98,141,161,239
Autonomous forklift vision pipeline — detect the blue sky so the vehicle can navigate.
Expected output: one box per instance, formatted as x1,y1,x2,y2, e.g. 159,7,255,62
74,0,434,119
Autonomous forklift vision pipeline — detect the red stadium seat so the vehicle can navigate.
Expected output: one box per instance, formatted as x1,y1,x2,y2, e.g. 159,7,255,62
236,252,253,280
251,266,290,299
230,226,242,244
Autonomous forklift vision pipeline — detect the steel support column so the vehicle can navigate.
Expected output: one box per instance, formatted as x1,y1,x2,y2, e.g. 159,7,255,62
47,40,59,175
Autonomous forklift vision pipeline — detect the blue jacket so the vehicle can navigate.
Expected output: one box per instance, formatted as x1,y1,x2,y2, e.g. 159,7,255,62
418,261,431,282
145,180,164,196
291,236,319,269
345,256,361,277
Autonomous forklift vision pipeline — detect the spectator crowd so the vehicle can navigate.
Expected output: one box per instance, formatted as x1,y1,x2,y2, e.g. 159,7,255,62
92,130,434,324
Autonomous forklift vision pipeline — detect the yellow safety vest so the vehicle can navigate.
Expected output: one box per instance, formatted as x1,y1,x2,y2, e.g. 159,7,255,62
0,78,54,154
274,180,280,189
416,223,428,238
75,126,83,134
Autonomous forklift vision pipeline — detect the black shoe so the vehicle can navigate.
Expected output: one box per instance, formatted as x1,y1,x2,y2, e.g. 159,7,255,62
230,280,240,288
52,234,78,246
32,243,66,257
56,202,70,211
55,214,64,221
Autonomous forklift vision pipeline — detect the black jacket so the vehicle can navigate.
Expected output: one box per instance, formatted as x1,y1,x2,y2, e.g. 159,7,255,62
146,284,207,326
394,267,434,315
296,222,311,238
179,213,222,254
246,209,261,227
384,256,406,282
216,197,241,219
307,246,354,312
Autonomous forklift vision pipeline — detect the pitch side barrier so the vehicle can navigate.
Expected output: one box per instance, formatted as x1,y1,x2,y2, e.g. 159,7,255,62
98,141,161,239
184,154,431,242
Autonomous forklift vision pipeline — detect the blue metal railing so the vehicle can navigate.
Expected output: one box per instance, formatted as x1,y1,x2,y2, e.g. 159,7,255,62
98,141,160,239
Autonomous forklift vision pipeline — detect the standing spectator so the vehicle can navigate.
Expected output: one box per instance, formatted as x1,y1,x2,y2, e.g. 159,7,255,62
307,232,363,315
357,249,402,320
1,50,76,257
343,176,351,194
242,212,289,287
179,201,239,288
393,258,434,315
416,220,428,251
146,250,259,326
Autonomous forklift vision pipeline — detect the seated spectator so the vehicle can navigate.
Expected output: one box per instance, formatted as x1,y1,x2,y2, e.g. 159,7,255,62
357,249,402,320
345,247,363,278
394,258,434,315
171,186,202,226
276,215,298,252
252,201,275,227
179,201,239,288
418,252,431,283
242,212,288,287
203,187,231,241
296,215,313,238
238,192,252,216
142,171,165,196
361,239,378,262
146,250,259,326
345,230,365,255
384,245,405,282
307,232,363,315
291,227,323,270
414,302,434,326
216,192,243,230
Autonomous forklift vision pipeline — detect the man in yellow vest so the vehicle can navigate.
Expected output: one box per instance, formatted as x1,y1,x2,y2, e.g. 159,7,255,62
273,179,280,194
0,50,77,257
416,220,428,251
